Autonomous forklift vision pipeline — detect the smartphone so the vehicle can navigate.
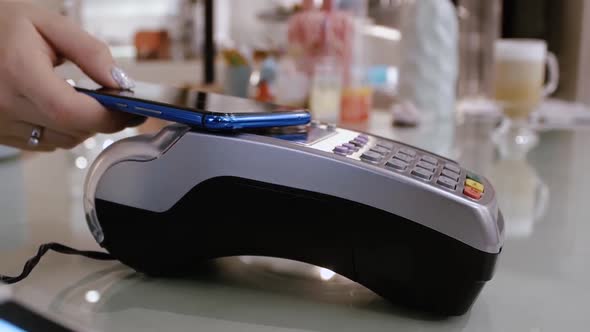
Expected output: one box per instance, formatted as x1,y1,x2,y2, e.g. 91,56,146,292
72,79,311,131
0,288,76,332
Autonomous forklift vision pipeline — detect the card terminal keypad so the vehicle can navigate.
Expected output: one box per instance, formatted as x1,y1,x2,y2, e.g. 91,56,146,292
326,130,487,202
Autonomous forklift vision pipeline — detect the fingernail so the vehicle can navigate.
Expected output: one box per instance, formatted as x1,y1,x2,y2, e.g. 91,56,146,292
111,66,135,90
127,116,147,127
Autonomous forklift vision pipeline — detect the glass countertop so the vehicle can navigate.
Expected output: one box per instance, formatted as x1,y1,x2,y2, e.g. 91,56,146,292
1,111,589,331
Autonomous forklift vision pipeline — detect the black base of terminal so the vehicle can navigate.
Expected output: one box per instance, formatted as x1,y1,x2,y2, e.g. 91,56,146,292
95,176,499,316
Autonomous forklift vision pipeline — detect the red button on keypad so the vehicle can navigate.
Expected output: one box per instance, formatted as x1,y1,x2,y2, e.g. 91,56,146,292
463,186,482,200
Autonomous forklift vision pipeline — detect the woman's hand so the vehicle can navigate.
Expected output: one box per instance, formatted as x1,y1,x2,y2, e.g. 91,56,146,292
0,1,140,152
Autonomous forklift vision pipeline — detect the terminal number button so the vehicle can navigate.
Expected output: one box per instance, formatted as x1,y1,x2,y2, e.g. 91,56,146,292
416,161,437,172
441,169,460,181
411,168,433,181
437,177,457,190
393,153,414,164
444,164,461,174
385,159,408,171
421,156,439,166
398,148,417,157
361,151,383,164
370,146,391,155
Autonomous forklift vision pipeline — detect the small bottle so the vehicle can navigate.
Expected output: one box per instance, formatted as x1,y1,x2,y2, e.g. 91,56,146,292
340,66,373,124
309,56,343,123
337,1,373,124
256,80,274,103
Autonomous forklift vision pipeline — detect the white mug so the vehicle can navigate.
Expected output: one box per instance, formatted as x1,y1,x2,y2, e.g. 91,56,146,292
493,38,560,119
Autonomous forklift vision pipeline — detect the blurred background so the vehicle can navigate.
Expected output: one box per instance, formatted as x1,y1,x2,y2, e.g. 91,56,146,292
14,0,589,151
23,0,588,110
4,0,580,177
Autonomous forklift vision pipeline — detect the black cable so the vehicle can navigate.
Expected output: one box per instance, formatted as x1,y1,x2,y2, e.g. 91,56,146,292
1,243,115,285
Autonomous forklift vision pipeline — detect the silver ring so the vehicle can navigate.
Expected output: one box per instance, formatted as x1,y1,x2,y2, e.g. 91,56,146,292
28,126,44,147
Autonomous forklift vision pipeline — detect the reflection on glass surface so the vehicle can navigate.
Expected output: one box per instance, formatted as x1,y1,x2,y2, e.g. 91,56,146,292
453,106,499,175
234,257,351,284
84,291,101,304
48,258,401,332
492,118,540,160
0,159,27,251
489,158,549,239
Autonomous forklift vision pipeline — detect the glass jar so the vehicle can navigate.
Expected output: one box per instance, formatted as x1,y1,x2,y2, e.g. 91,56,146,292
309,56,343,123
340,66,373,124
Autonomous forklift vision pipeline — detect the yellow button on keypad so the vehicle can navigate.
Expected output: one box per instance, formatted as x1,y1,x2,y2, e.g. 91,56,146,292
465,179,484,193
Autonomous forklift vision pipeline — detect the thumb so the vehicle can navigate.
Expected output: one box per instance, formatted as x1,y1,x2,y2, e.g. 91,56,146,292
30,7,135,90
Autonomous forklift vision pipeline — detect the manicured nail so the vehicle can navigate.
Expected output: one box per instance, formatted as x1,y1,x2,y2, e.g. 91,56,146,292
111,66,135,90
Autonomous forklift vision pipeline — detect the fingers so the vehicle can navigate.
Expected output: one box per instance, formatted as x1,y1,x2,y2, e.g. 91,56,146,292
0,137,56,152
2,92,89,137
0,136,65,152
14,52,137,134
29,8,121,89
0,121,84,150
0,2,140,141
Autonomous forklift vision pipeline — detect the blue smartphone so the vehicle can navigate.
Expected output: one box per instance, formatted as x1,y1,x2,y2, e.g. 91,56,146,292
72,79,311,130
0,296,74,332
